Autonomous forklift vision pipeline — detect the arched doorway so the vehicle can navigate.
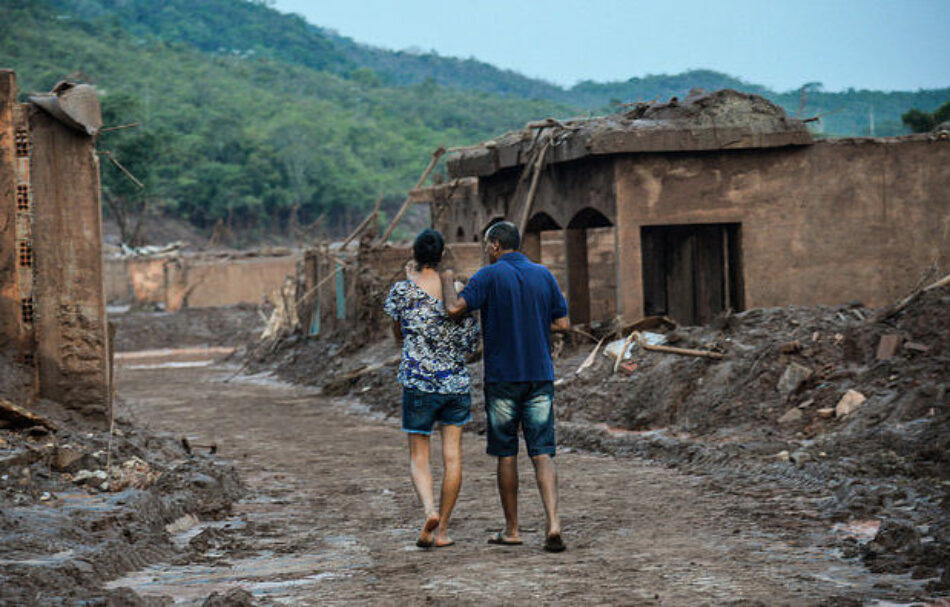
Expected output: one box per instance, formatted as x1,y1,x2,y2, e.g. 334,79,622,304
523,212,561,263
565,207,615,325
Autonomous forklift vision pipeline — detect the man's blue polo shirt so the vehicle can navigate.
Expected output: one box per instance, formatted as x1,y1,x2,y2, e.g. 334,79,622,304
459,252,568,384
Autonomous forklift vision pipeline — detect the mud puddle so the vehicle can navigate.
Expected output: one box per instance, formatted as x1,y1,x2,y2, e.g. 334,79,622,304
106,548,368,603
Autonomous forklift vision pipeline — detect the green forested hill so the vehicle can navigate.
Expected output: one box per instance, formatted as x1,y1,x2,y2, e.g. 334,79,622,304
0,0,571,240
1,0,947,242
41,0,950,136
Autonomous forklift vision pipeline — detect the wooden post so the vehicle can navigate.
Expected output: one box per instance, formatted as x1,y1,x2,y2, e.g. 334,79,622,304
377,146,445,246
517,141,550,236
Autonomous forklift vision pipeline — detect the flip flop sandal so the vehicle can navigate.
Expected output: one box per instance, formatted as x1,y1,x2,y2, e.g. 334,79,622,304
543,533,566,553
487,531,523,545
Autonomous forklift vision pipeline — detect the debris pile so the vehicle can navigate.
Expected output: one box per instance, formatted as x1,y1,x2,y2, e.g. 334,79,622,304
0,398,243,603
446,89,813,179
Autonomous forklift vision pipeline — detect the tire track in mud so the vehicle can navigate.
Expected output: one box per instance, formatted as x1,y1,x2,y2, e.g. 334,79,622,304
111,354,929,604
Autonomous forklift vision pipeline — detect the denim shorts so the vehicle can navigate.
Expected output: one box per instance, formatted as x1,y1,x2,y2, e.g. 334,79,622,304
402,388,472,435
484,381,556,458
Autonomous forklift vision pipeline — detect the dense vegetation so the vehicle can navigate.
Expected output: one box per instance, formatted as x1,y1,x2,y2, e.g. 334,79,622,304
902,101,950,133
0,0,570,242
1,0,947,242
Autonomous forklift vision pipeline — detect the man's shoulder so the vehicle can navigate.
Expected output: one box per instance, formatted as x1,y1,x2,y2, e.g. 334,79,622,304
522,260,556,281
470,263,502,282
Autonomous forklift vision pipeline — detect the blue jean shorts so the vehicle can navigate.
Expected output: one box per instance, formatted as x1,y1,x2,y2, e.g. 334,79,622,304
484,381,556,458
402,388,472,435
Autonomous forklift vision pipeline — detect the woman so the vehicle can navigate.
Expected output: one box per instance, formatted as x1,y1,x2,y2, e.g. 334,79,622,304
383,229,479,548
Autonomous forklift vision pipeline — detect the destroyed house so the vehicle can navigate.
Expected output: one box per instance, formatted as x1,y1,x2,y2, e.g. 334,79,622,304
0,69,110,419
415,90,950,326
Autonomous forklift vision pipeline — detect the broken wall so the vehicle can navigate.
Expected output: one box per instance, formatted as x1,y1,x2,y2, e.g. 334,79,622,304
30,107,110,416
162,255,297,312
614,137,950,320
0,70,110,417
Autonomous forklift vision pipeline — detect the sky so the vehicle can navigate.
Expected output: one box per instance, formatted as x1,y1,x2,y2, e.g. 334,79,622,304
271,0,948,93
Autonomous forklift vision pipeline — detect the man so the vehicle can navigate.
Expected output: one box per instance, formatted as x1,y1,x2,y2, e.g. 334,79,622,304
441,221,570,552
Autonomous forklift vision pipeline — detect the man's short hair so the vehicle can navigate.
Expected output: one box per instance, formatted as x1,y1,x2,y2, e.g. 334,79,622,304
413,228,444,268
485,221,520,251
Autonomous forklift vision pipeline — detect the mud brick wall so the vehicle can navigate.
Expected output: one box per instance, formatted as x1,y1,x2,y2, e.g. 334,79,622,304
163,255,298,312
104,257,167,305
0,71,18,350
613,137,950,319
29,107,110,417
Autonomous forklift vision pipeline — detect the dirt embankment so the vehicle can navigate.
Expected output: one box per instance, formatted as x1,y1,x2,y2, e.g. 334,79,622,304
238,284,950,592
0,400,243,604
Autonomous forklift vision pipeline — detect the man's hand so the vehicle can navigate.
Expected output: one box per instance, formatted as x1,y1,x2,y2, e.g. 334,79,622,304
551,316,570,333
440,269,468,319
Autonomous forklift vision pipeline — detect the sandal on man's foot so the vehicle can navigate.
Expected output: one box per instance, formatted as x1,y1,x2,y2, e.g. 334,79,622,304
543,532,566,553
487,531,523,546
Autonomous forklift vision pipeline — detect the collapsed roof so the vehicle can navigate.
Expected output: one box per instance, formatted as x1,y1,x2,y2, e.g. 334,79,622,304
446,89,813,179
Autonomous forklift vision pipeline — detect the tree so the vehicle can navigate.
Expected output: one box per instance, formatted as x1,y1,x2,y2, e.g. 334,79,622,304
902,101,950,133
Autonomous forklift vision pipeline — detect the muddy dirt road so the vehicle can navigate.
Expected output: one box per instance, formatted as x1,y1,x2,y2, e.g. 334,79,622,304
111,350,923,605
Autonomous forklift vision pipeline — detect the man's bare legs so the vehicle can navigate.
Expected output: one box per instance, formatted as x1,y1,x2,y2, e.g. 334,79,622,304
408,434,439,546
435,425,463,547
496,455,521,542
531,454,562,544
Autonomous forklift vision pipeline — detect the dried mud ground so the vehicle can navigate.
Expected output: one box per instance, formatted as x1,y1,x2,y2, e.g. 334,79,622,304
109,350,934,605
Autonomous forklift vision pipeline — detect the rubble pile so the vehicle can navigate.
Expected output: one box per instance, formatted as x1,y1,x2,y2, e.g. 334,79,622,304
0,401,243,604
556,283,949,587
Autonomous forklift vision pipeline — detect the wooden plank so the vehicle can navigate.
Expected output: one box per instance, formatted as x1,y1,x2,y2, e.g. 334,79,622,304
666,227,695,325
693,224,725,325
0,397,58,431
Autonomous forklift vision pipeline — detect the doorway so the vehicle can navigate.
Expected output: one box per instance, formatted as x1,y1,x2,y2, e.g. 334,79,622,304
640,223,744,326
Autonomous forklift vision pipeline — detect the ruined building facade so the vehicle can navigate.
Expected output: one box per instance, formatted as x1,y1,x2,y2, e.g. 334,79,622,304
0,70,110,418
419,91,950,326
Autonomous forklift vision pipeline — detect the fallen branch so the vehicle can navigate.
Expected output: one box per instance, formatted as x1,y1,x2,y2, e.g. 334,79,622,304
0,398,58,432
873,271,950,322
613,330,639,373
294,257,351,306
575,337,605,375
99,122,141,133
569,327,598,342
642,344,725,359
99,150,144,189
341,194,383,250
377,146,446,246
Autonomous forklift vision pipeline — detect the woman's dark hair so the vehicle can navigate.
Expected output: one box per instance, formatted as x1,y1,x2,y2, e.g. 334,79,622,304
413,229,444,269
